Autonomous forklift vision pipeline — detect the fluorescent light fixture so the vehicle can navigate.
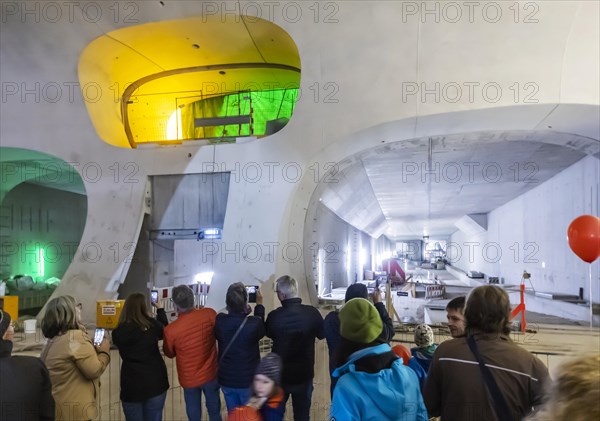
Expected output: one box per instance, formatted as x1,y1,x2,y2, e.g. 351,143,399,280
39,248,45,277
194,271,214,285
359,248,367,271
197,228,222,240
345,249,351,273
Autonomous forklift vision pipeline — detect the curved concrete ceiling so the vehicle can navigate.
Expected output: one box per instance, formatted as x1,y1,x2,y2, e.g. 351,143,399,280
0,148,86,202
314,130,597,240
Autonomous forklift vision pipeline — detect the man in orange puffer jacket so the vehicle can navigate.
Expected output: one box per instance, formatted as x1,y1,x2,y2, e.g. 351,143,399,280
164,285,221,421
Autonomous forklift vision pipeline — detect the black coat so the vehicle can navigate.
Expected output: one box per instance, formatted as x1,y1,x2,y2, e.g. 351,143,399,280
215,305,266,388
0,340,55,421
266,298,324,385
112,309,169,402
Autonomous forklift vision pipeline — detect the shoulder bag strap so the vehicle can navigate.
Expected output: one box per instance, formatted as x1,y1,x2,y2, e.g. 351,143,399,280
467,335,513,421
219,316,248,364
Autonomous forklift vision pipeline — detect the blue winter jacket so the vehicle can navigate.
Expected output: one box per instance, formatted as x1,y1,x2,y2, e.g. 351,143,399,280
330,343,428,421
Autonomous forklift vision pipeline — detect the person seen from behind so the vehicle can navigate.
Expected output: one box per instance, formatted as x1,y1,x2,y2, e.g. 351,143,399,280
266,275,324,421
424,285,550,420
40,296,110,421
324,283,394,397
216,282,266,412
163,285,221,421
411,323,438,373
530,354,599,421
331,298,428,421
112,292,169,421
0,309,55,421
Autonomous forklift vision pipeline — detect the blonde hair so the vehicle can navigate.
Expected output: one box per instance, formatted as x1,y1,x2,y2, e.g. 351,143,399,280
41,295,79,338
532,354,600,421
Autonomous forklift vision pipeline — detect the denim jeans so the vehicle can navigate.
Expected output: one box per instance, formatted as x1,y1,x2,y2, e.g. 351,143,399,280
282,381,314,421
121,391,167,421
221,386,250,413
183,379,222,421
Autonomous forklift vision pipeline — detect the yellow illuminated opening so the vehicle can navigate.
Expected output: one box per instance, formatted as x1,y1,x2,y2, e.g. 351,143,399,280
79,16,300,148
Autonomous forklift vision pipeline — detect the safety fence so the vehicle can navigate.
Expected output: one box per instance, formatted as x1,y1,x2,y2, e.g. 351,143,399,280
14,324,565,420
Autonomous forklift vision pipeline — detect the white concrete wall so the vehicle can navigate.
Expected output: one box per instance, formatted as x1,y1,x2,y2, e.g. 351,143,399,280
450,155,599,302
306,204,394,294
1,1,599,321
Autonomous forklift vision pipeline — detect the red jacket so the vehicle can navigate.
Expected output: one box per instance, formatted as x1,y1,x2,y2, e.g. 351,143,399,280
163,308,218,388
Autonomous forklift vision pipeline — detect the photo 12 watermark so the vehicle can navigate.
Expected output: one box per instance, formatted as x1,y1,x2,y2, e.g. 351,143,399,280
401,82,540,104
399,160,540,184
1,1,140,24
201,161,340,184
1,80,339,105
0,160,141,185
400,1,540,24
200,1,340,24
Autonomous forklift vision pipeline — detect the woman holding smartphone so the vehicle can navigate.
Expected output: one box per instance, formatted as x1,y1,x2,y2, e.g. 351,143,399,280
40,296,110,421
215,282,266,412
112,292,169,421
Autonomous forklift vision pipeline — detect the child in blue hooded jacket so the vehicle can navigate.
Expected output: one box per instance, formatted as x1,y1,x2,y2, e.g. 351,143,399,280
330,298,428,421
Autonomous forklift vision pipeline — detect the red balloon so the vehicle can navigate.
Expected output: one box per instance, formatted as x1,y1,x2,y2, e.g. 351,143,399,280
568,215,600,263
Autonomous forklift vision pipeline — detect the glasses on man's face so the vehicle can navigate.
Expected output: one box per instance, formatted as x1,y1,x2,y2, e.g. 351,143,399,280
76,303,82,310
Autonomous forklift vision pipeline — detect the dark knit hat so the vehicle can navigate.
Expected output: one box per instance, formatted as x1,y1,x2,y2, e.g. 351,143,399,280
255,352,282,386
0,310,11,338
339,298,383,344
345,283,369,302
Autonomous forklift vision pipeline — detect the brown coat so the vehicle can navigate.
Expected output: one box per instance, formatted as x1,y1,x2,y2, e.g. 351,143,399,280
41,329,110,421
423,332,550,421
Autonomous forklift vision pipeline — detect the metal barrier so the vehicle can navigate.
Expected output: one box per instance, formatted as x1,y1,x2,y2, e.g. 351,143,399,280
424,285,445,299
97,337,275,420
390,324,559,371
97,351,186,420
15,324,565,420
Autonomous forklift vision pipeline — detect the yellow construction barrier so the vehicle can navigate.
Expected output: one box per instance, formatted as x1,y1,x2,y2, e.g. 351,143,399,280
96,300,125,329
0,296,18,320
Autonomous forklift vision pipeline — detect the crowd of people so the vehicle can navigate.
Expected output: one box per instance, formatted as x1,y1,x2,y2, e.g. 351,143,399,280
1,277,599,421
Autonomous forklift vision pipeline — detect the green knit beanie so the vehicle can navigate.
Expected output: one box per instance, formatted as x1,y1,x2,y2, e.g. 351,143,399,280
339,298,383,344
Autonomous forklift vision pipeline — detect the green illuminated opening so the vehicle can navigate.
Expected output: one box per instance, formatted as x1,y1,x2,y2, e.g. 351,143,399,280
174,88,298,141
1,147,87,315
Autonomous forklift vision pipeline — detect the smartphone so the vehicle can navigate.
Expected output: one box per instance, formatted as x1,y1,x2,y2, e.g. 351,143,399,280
151,290,158,304
93,328,105,346
245,285,259,303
